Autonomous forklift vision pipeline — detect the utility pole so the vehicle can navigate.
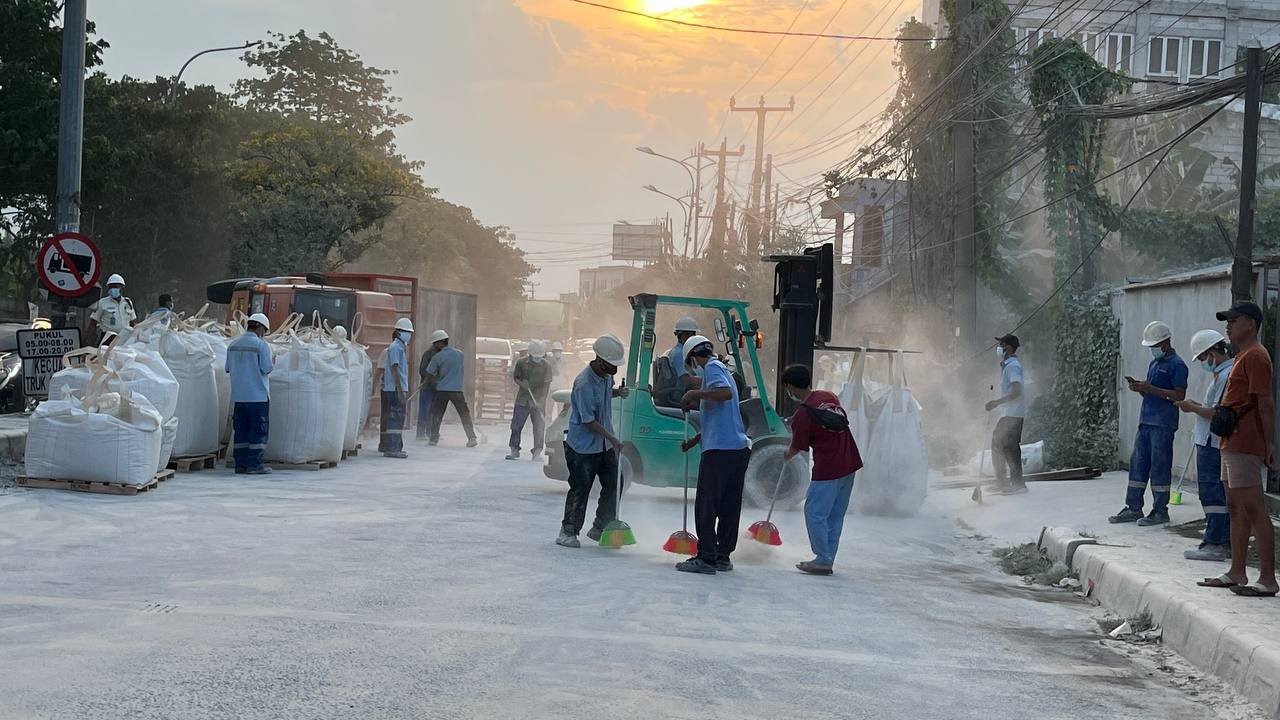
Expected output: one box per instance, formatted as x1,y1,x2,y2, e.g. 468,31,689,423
1232,45,1266,303
691,145,702,257
763,153,774,248
55,0,88,233
951,0,978,352
731,96,794,254
698,139,745,264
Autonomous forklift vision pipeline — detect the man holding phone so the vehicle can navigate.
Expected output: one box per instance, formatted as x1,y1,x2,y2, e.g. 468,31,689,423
1110,320,1187,526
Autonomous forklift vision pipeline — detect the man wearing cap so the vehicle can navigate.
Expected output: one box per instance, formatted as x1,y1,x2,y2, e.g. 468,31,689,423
88,273,136,342
985,334,1027,495
508,340,553,461
1175,329,1234,561
1110,320,1188,526
227,313,275,474
425,329,478,448
557,333,630,548
1197,301,1277,597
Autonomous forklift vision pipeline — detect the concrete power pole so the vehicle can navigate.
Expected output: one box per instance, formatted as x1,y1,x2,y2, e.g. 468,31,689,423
951,0,978,352
731,96,793,254
56,0,88,233
1232,45,1266,304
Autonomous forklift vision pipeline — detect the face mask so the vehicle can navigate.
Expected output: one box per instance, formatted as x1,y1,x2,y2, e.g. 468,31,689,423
1200,360,1215,373
1150,347,1166,359
108,288,121,299
996,346,1005,361
787,390,800,402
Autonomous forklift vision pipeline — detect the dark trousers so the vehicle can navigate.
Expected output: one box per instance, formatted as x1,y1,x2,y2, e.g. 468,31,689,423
379,391,405,453
561,443,617,535
232,401,269,471
1127,424,1175,514
694,448,751,564
416,388,435,439
509,402,545,452
991,416,1025,488
1196,444,1231,546
428,390,477,443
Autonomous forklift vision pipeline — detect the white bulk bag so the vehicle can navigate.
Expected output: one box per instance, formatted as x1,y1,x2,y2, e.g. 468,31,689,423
338,341,371,452
157,416,179,472
153,326,220,457
853,351,928,517
26,382,163,486
49,346,180,422
264,334,349,464
193,328,232,445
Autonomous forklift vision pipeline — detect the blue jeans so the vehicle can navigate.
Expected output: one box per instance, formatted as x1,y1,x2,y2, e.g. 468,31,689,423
232,401,269,471
380,391,405,453
804,473,856,566
1196,444,1231,546
416,388,435,439
509,402,545,453
1127,424,1175,514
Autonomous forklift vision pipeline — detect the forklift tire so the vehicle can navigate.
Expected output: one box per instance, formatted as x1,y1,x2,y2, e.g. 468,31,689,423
743,443,810,509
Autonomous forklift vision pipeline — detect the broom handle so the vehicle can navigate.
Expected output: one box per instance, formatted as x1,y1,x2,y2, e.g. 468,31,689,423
616,379,626,514
682,411,691,532
1175,440,1194,491
765,458,787,523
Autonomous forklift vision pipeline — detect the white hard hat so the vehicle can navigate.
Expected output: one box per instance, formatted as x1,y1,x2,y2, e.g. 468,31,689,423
529,340,547,358
682,334,715,366
429,329,449,343
674,315,699,333
332,325,348,341
552,341,564,351
1189,328,1226,359
247,312,271,332
106,273,125,286
394,318,414,333
592,333,625,366
1141,320,1172,347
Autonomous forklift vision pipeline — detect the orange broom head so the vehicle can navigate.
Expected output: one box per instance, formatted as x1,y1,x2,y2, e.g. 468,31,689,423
747,520,782,546
662,531,698,555
598,522,636,548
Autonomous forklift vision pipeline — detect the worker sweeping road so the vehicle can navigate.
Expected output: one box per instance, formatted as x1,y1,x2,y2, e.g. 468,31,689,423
227,313,275,475
416,339,441,441
985,333,1028,496
379,317,414,459
425,329,478,448
88,273,137,343
677,334,750,575
781,363,863,576
508,340,553,461
557,334,629,548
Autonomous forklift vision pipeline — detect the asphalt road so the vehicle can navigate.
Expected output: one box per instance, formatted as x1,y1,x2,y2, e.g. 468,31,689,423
0,436,1234,719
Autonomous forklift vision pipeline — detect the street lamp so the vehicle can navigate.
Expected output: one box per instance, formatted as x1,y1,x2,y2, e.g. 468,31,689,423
637,146,709,255
169,40,262,103
643,184,691,256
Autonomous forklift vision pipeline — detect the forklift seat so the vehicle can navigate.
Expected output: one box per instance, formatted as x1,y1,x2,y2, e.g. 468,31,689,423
654,405,701,431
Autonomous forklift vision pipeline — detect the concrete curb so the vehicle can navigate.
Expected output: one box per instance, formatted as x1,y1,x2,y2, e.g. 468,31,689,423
1039,526,1280,717
0,428,25,461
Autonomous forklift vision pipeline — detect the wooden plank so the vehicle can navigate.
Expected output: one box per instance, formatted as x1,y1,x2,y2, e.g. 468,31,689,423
933,467,1101,490
168,453,218,473
16,469,172,496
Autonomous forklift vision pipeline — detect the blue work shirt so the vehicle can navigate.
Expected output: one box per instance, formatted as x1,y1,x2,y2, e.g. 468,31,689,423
699,359,749,451
425,345,466,392
566,365,613,455
1139,350,1189,429
999,356,1025,419
1192,359,1233,448
382,336,410,392
225,332,273,403
666,342,689,379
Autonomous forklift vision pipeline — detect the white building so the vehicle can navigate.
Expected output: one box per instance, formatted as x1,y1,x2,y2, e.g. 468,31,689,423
578,265,642,301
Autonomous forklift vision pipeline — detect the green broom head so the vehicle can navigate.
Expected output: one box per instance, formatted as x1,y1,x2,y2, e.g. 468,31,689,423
598,520,636,547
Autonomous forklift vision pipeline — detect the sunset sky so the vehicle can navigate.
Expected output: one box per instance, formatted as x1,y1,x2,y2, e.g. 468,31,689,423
91,0,917,294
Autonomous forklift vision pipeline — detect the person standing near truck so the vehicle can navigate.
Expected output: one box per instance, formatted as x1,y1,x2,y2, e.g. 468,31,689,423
379,318,414,459
227,313,275,474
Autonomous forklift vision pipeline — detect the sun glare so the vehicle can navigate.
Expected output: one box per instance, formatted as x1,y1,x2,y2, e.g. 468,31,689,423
642,0,707,13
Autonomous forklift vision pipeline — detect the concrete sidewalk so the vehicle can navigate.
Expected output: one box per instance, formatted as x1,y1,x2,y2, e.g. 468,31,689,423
0,412,27,460
932,471,1280,717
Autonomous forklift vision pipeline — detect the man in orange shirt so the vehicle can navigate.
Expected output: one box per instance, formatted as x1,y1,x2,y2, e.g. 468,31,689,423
1198,301,1277,597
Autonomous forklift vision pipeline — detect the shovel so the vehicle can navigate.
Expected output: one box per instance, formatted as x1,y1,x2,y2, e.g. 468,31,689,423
663,412,699,555
1171,442,1194,505
747,458,788,546
599,379,636,548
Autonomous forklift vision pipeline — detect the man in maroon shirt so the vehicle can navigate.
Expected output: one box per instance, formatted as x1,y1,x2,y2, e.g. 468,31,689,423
782,364,864,575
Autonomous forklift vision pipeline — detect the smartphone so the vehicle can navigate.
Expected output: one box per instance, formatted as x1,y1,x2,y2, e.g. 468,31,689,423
1124,375,1137,384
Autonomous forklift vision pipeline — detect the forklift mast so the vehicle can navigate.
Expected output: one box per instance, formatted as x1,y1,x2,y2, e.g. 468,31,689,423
767,243,834,417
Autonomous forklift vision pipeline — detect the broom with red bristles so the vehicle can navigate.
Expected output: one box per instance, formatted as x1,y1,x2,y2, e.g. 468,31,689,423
746,459,788,546
662,412,699,556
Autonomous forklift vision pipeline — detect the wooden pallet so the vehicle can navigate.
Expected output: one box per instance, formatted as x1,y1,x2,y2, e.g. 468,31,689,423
223,459,338,471
17,469,175,496
341,444,362,460
168,453,219,473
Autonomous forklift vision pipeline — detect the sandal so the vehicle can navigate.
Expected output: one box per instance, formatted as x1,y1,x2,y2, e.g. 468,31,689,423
1230,583,1279,598
1197,574,1238,588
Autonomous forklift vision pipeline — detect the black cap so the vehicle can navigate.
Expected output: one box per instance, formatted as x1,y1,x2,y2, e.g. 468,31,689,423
1216,301,1264,327
995,333,1019,350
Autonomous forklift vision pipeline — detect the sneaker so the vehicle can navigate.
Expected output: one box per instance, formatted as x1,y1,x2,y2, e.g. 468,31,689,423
1137,511,1170,527
246,466,273,475
234,467,247,475
586,527,603,542
676,557,717,575
1108,508,1144,524
383,451,408,459
466,439,479,448
428,439,439,447
556,531,580,548
530,448,543,461
505,451,520,460
796,560,834,576
1184,544,1231,561
999,484,1029,495
716,558,734,572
